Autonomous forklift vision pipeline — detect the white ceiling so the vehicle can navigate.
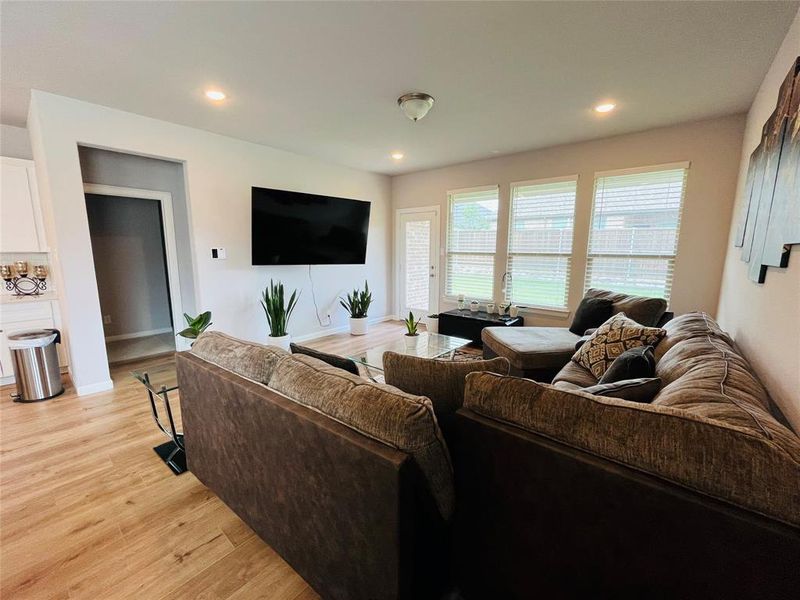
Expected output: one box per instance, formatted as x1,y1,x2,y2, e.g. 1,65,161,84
2,1,797,175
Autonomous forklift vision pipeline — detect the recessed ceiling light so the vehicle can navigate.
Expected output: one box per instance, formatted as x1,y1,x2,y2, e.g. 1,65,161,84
391,152,404,160
205,89,226,102
594,102,616,113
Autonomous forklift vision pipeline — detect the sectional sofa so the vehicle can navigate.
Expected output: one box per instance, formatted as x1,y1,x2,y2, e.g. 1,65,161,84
177,314,800,599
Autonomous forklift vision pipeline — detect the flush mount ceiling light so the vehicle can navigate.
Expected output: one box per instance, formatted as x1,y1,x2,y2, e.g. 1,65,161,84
391,151,405,160
594,102,616,113
205,89,226,102
398,92,435,122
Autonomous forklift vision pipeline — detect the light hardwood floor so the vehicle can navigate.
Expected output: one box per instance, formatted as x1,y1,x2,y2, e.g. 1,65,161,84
0,321,409,599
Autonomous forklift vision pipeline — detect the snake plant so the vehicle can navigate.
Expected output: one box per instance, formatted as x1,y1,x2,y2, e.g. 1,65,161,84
340,280,373,319
261,279,299,337
403,311,420,336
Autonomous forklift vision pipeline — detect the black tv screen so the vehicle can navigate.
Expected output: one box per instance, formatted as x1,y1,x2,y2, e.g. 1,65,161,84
252,187,371,265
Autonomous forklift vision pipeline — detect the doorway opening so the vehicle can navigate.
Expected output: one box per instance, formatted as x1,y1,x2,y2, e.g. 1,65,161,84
396,206,440,320
84,184,183,365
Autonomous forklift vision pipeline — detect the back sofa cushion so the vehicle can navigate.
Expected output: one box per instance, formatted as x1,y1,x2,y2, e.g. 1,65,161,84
463,371,800,527
191,331,455,521
652,312,800,454
584,288,667,327
191,331,288,383
383,351,510,418
268,354,454,520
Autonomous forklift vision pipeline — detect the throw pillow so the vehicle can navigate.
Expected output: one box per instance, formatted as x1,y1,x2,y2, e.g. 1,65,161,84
382,351,510,426
289,343,360,376
571,313,665,379
583,377,662,403
598,345,656,384
569,297,614,335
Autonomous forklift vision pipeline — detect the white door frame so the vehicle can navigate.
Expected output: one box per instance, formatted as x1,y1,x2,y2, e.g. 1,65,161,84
83,183,188,351
395,206,440,318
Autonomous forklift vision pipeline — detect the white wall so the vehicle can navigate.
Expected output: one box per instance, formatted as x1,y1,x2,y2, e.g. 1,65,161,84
392,114,746,326
78,146,197,314
0,124,32,159
85,194,173,338
717,9,800,430
28,91,392,394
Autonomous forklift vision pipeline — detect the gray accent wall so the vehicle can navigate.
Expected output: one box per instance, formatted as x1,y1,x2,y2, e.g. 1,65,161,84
78,146,197,314
85,194,172,338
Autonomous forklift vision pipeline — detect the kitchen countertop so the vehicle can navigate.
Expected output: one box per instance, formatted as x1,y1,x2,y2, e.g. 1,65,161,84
1,292,59,305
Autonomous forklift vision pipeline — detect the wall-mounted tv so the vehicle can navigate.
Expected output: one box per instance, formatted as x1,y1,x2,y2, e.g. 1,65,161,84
251,186,371,265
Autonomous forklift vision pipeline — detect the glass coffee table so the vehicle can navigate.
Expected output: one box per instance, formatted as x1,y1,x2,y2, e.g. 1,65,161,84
132,362,186,475
349,332,471,373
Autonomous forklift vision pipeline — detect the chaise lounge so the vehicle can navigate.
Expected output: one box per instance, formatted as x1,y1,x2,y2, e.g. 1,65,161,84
481,288,673,380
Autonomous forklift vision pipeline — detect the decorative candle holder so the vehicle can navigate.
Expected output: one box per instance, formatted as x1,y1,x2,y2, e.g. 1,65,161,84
14,261,28,276
2,263,48,296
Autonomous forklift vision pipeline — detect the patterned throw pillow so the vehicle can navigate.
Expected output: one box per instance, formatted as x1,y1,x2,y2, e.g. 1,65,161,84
572,313,665,379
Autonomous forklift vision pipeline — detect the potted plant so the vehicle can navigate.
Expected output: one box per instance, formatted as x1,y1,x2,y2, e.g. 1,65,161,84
403,311,420,348
340,280,373,336
177,311,212,345
261,279,299,350
424,313,439,334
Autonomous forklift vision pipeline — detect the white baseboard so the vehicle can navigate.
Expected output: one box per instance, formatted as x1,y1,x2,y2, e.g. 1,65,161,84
76,379,114,396
291,314,397,344
105,328,173,342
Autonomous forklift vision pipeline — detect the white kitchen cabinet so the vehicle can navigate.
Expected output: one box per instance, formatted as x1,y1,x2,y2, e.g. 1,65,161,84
1,157,47,252
0,299,67,383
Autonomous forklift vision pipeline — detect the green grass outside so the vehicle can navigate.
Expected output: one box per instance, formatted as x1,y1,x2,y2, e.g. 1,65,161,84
450,274,666,307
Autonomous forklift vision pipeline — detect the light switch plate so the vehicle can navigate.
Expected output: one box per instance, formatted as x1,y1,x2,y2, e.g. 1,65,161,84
211,247,227,259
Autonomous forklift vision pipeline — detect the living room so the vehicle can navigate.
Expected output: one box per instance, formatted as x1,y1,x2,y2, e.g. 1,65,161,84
0,2,798,599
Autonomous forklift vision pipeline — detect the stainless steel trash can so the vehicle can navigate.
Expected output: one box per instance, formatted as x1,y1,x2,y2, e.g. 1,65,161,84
8,329,64,402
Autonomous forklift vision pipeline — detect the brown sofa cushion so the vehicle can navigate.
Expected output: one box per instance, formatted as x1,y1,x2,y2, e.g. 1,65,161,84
572,313,665,379
482,326,580,370
383,352,510,418
191,331,288,383
268,354,455,520
652,313,799,453
584,288,668,327
463,371,800,526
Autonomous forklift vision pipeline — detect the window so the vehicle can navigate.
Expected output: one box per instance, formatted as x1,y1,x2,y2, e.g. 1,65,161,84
506,177,577,309
445,186,499,299
586,164,688,301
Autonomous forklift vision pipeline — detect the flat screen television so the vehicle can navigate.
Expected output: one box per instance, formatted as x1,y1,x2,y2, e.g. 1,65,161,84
251,186,371,265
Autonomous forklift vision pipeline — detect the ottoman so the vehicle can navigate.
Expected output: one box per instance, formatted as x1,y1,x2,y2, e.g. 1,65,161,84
481,326,580,381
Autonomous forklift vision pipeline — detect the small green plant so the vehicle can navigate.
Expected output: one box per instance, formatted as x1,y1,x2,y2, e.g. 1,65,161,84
177,311,212,340
404,311,420,336
261,279,299,337
340,280,373,318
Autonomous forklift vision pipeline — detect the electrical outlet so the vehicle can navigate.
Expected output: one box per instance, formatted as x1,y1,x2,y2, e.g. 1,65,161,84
103,314,112,325
211,247,227,259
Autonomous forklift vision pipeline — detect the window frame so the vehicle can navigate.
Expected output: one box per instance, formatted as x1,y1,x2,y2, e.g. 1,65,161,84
443,184,500,302
505,174,579,311
585,161,690,302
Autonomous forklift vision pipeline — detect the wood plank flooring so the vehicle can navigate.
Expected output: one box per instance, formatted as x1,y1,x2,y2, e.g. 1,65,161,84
0,321,409,599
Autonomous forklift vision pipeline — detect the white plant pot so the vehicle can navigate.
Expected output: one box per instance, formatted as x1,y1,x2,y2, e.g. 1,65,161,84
350,317,369,336
424,317,439,334
404,334,420,349
268,334,291,351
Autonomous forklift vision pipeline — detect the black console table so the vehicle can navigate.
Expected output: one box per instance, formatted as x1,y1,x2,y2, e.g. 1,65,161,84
438,309,523,344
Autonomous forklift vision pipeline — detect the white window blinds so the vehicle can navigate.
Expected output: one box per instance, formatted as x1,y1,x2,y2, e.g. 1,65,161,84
506,178,577,308
586,165,688,302
445,186,499,299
